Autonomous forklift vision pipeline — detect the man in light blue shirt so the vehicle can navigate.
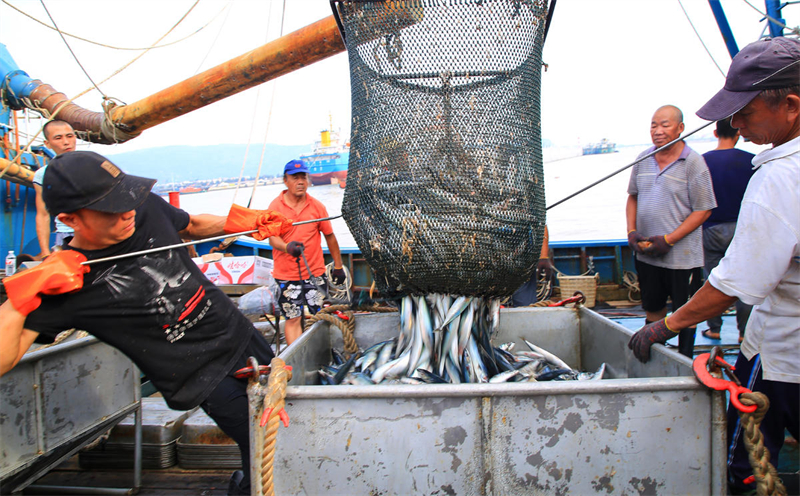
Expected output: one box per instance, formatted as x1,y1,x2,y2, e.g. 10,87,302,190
33,120,77,257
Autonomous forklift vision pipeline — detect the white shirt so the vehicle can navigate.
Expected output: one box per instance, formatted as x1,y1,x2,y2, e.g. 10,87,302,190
708,136,800,384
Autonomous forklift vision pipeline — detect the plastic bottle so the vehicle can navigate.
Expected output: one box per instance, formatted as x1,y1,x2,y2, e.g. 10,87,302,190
5,250,16,277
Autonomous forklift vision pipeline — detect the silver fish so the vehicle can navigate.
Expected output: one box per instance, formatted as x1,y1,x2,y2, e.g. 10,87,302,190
522,338,572,371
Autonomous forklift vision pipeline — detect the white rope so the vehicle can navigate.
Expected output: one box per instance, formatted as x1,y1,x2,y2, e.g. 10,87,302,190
325,262,352,305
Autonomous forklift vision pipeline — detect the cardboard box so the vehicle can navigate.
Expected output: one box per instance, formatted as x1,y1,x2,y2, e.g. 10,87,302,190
193,256,274,286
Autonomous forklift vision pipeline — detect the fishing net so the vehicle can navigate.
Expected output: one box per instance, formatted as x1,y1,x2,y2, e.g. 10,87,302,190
336,0,548,298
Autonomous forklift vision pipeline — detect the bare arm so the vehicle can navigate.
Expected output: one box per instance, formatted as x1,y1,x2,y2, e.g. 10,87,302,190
666,281,738,330
269,235,289,253
324,232,344,269
179,214,226,240
666,210,712,244
0,301,40,376
626,195,638,232
34,185,52,257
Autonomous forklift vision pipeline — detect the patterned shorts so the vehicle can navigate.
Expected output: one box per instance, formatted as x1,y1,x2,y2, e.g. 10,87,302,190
275,276,328,320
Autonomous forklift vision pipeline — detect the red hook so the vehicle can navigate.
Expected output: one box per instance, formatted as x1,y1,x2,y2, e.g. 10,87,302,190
548,291,586,307
692,352,756,413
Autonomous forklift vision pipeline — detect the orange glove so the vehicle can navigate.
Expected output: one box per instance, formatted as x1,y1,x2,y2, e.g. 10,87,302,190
224,204,294,241
4,250,90,315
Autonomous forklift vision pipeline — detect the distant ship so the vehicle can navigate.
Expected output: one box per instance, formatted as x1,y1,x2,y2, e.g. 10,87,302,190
301,117,350,187
582,138,616,155
179,186,206,194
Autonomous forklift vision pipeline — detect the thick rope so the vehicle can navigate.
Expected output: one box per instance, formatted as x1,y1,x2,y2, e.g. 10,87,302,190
26,328,89,352
260,357,292,496
304,304,398,357
738,392,787,496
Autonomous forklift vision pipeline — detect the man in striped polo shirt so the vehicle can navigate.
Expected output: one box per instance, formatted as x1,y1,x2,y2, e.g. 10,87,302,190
625,105,717,358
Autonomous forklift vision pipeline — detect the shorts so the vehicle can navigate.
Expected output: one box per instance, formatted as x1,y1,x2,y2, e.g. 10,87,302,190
275,276,328,319
634,259,703,313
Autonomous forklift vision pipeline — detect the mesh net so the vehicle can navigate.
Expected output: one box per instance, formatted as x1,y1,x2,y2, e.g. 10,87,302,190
338,0,548,298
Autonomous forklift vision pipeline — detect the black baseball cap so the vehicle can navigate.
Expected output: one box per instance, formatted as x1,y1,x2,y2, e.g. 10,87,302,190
43,151,156,215
697,37,800,121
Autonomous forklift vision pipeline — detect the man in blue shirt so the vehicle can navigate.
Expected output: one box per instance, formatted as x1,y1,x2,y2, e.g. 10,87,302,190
700,119,755,342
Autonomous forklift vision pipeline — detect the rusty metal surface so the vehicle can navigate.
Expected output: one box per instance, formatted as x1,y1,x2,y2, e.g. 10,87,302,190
0,336,139,491
259,307,725,495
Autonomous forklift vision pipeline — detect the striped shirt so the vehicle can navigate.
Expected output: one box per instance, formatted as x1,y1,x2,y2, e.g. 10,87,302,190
627,143,716,269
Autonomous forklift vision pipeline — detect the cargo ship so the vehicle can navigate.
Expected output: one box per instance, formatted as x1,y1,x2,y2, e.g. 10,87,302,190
581,138,616,155
300,117,349,187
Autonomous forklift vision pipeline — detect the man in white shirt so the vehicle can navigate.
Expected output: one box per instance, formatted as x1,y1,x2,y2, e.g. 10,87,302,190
628,37,799,494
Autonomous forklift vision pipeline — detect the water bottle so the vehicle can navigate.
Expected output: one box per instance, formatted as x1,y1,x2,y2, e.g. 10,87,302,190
5,250,16,277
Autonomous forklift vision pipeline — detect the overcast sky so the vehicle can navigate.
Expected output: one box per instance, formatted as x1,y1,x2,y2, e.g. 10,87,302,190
2,0,798,155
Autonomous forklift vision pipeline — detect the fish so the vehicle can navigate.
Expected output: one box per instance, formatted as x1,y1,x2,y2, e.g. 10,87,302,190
577,363,606,381
489,369,520,383
332,352,359,385
372,349,411,383
361,339,391,374
522,338,572,371
374,338,396,371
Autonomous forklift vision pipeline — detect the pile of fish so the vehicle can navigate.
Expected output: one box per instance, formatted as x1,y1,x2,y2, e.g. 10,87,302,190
319,294,606,386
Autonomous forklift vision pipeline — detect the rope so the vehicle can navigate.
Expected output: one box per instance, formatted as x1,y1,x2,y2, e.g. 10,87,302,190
259,357,292,496
25,329,90,352
738,392,787,496
40,0,107,98
622,270,642,303
677,0,725,77
304,304,398,357
324,263,352,304
246,0,287,209
741,0,796,35
2,0,227,50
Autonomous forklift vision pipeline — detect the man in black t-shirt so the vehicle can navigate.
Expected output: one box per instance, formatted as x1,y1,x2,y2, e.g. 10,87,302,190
0,151,280,496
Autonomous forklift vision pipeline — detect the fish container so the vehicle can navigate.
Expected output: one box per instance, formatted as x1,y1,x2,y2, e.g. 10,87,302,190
252,307,727,496
0,335,140,493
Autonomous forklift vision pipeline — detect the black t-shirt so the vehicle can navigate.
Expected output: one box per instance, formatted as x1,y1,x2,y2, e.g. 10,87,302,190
25,194,260,410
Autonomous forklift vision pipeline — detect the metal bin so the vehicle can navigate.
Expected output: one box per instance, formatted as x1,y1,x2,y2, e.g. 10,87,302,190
250,307,726,496
0,336,140,494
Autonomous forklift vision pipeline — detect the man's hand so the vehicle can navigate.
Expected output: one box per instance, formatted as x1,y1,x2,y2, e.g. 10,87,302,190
224,204,293,241
3,250,89,315
627,230,646,254
331,267,346,285
536,258,554,281
286,241,304,258
642,235,673,257
627,318,678,362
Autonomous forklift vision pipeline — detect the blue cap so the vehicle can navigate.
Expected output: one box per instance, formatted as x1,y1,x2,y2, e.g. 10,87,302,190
283,159,309,175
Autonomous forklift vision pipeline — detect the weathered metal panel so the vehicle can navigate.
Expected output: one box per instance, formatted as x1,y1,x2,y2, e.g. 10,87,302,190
253,307,724,496
0,336,139,487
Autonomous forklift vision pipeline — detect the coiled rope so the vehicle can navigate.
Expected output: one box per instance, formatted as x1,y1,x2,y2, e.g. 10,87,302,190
738,392,787,496
304,304,398,357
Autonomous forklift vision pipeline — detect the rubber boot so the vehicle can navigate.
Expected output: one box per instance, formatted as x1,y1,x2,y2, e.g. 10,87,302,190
227,470,248,496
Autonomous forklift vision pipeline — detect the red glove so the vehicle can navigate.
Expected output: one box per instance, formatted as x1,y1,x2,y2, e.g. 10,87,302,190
627,318,678,362
224,204,294,241
4,250,90,315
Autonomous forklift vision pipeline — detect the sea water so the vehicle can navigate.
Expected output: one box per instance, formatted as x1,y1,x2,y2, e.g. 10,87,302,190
169,139,766,249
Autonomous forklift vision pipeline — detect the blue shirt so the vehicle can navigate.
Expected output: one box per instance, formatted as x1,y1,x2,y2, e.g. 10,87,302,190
702,148,756,228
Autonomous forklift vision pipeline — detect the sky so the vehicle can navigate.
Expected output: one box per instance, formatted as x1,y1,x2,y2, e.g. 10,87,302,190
1,0,798,155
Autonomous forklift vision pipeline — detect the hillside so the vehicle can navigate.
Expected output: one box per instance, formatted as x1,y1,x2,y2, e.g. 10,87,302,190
106,144,309,185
